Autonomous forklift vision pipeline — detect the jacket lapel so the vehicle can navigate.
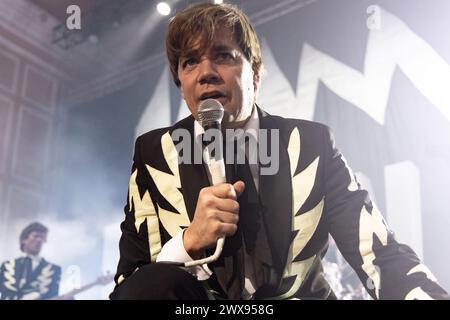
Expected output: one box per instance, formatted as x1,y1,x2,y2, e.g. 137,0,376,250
29,258,46,282
169,116,210,222
257,107,293,283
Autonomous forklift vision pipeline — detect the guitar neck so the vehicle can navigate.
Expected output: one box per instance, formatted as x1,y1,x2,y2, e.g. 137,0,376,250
48,274,114,300
49,281,101,300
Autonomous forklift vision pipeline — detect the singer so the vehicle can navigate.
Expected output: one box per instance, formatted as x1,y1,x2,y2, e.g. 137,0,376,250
110,3,449,300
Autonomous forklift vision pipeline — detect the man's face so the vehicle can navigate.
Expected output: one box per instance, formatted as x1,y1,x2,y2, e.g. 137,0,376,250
22,231,47,256
177,28,259,128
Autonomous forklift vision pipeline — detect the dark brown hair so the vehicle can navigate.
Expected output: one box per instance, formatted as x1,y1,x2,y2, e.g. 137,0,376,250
20,222,47,251
166,3,263,86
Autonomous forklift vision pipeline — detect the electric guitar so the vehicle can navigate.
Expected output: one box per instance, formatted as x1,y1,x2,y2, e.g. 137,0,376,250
48,273,114,300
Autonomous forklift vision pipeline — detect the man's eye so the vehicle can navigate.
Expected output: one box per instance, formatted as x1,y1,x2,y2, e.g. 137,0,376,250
216,52,234,62
183,58,197,68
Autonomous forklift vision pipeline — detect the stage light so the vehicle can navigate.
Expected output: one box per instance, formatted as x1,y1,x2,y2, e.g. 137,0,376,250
214,0,224,3
157,2,171,16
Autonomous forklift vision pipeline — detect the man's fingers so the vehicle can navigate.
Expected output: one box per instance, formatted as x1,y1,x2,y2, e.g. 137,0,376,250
219,223,238,236
215,198,240,214
206,181,246,200
233,181,245,197
215,210,239,224
211,183,238,199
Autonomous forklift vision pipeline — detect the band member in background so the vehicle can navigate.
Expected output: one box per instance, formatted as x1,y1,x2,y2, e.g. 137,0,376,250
0,222,61,300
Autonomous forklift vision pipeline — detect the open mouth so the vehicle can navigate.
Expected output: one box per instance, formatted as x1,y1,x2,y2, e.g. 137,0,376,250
199,91,226,101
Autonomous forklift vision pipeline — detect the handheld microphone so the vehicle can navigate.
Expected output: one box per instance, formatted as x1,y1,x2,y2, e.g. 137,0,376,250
184,99,226,267
158,99,227,268
197,99,226,185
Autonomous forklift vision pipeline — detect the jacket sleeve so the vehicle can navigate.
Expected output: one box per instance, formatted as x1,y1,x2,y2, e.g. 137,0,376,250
322,125,449,300
113,136,163,286
0,260,20,300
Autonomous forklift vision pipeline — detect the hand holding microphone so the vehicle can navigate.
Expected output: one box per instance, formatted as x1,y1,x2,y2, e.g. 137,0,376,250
183,99,245,267
184,181,244,261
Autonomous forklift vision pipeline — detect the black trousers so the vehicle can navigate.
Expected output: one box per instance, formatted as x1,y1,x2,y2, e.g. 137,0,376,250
109,263,210,300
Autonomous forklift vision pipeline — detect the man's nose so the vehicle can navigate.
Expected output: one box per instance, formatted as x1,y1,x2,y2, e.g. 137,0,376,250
198,58,221,84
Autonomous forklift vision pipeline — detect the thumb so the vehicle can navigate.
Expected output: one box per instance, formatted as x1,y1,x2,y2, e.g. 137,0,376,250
233,180,245,197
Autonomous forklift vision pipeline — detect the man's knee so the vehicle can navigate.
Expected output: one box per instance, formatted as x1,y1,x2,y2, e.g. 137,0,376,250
110,263,208,300
138,263,200,295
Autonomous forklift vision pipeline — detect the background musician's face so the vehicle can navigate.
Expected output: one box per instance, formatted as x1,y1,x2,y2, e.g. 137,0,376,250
22,231,47,255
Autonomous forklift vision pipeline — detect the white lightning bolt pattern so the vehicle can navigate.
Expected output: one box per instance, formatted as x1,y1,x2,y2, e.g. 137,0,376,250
288,126,301,213
280,127,323,297
146,131,190,237
257,37,297,116
117,274,125,285
258,7,450,125
404,264,438,300
135,67,172,139
273,255,316,300
359,204,389,299
291,199,324,261
35,264,54,295
287,128,322,259
407,264,437,282
138,7,450,133
405,287,433,300
128,168,161,262
287,127,320,216
4,260,16,291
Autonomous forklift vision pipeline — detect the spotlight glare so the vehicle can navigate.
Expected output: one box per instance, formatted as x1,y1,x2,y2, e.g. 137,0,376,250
157,2,171,16
214,0,224,3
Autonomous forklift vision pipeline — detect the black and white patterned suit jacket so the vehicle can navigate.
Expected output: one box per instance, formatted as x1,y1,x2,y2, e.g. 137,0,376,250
0,257,61,300
112,106,449,299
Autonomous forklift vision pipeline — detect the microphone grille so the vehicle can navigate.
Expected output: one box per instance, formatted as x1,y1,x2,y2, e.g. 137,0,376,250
197,99,224,128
